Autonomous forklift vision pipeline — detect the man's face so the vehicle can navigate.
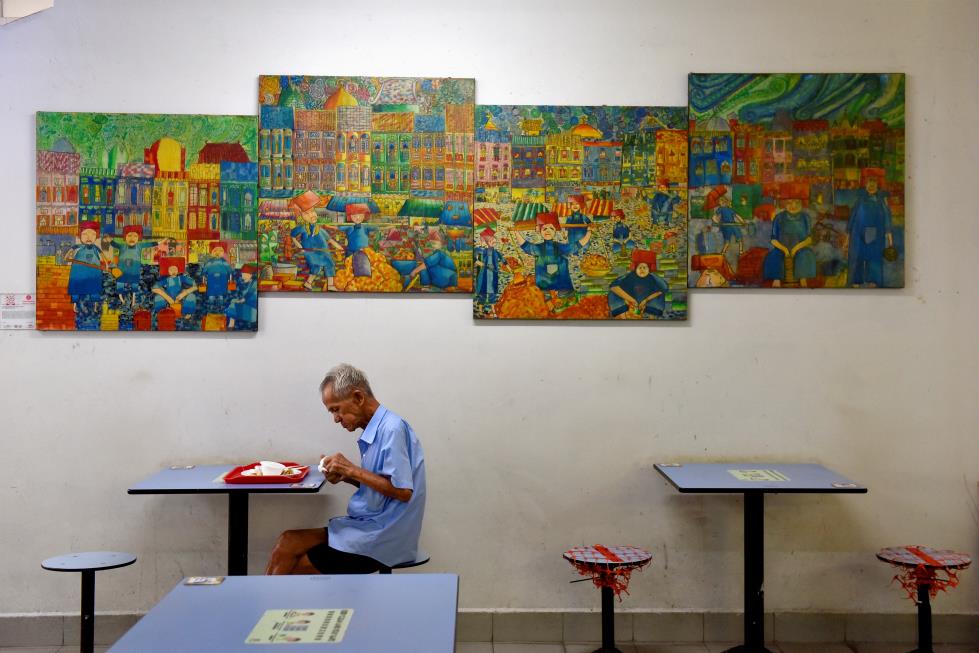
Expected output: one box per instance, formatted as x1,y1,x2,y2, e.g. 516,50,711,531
785,199,803,214
483,235,496,248
635,262,650,278
211,246,225,258
167,265,179,277
322,385,367,432
539,224,556,240
350,212,366,224
300,208,318,224
125,232,140,246
570,200,581,213
80,229,97,244
866,177,879,194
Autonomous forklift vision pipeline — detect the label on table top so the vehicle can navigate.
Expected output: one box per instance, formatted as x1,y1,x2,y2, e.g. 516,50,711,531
246,608,352,644
728,469,790,482
184,576,224,585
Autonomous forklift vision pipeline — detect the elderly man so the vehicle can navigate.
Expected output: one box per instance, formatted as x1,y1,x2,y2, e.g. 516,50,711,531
266,364,426,574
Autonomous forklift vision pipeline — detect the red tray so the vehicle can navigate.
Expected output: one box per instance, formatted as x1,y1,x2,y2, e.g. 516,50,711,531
224,461,310,484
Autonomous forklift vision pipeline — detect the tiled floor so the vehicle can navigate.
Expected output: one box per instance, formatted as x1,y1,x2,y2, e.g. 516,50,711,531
4,646,977,653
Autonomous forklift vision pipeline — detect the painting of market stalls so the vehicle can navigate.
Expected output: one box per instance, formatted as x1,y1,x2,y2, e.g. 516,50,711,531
35,112,259,331
686,73,905,288
472,105,688,320
257,75,475,293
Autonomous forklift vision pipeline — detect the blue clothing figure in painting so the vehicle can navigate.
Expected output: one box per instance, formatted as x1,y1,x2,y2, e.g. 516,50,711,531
226,263,258,331
265,364,426,575
340,204,377,278
111,225,157,307
407,229,457,290
608,249,669,319
847,168,893,287
66,220,109,330
695,224,723,255
706,186,745,256
763,183,817,287
609,208,635,256
474,227,505,309
201,241,235,314
564,195,592,251
289,190,341,291
512,211,589,310
151,257,197,327
648,191,681,226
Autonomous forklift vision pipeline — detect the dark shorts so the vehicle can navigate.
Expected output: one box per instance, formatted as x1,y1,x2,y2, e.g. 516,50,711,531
306,528,385,574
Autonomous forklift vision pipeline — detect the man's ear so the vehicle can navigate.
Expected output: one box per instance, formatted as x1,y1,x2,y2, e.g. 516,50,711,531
351,389,365,405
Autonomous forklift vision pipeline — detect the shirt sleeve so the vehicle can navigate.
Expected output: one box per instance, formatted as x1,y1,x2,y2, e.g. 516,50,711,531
378,421,414,491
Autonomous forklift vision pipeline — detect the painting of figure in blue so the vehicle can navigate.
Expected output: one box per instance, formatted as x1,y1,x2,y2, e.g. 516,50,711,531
473,105,688,320
35,111,259,331
687,73,905,288
256,75,475,293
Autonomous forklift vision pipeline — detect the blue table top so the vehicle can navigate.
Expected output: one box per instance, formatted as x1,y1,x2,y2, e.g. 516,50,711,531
654,463,867,493
128,464,326,494
42,551,136,572
107,574,458,653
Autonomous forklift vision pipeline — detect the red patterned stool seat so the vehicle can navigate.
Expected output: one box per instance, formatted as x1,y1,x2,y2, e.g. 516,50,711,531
563,545,651,653
876,545,971,653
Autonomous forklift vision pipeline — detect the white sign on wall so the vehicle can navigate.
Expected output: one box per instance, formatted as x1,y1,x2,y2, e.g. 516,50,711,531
0,293,36,329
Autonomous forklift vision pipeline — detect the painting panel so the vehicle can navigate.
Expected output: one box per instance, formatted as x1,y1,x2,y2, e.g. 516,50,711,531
473,105,688,320
687,73,905,288
36,112,259,331
257,76,475,293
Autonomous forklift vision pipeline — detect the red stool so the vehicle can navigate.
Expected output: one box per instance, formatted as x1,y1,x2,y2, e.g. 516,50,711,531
563,545,651,653
876,545,971,653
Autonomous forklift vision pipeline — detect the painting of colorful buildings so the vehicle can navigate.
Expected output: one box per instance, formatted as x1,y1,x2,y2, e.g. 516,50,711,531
472,105,688,320
257,75,475,293
35,112,259,331
687,73,905,288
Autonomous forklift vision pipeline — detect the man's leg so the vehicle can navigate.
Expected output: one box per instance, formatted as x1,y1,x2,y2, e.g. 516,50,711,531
266,528,327,575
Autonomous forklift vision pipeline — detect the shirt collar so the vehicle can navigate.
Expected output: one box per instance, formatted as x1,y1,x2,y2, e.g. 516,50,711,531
358,405,387,446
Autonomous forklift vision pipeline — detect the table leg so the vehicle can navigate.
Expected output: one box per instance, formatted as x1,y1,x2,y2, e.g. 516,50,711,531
592,585,621,653
723,492,773,653
80,569,94,653
913,583,933,653
228,493,249,576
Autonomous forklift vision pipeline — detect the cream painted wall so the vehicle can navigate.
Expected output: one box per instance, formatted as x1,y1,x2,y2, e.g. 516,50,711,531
0,0,977,615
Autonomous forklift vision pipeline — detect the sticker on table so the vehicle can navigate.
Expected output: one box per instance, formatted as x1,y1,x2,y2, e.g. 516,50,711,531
184,576,224,585
728,469,790,482
246,609,353,644
0,293,36,329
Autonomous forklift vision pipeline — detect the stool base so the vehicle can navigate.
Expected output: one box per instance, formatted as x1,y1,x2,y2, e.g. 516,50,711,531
722,646,776,653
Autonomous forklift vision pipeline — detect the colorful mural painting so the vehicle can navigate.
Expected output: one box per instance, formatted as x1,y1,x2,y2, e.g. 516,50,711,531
472,105,688,320
257,76,475,293
35,112,259,331
687,73,905,288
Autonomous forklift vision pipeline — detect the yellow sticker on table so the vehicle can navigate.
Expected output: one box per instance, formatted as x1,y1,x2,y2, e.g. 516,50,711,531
728,469,790,482
246,609,352,644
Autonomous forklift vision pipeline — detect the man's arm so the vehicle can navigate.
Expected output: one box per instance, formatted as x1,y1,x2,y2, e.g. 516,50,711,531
322,452,413,502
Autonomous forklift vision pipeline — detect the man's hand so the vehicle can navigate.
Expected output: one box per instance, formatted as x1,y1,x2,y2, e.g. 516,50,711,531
318,454,343,484
322,452,358,483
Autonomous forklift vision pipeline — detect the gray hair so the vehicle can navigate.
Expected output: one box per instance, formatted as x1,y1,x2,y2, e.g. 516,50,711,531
319,363,374,399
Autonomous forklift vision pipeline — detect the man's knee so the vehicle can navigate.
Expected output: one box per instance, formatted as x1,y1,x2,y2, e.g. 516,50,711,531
273,528,325,555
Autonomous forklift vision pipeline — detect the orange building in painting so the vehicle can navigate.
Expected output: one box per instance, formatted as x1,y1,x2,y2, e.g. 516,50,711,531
654,129,688,188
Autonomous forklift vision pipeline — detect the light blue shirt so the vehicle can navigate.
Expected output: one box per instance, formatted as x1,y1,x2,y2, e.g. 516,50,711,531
328,405,426,566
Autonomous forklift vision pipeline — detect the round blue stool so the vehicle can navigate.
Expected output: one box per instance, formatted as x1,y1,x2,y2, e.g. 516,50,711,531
42,552,136,653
